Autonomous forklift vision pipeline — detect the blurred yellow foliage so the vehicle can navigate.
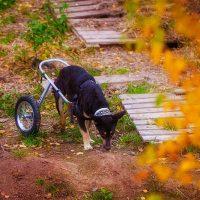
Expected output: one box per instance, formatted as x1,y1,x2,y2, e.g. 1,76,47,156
125,0,200,188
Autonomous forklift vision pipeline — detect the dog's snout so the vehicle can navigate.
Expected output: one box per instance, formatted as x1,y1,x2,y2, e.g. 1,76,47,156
103,138,111,150
104,145,111,150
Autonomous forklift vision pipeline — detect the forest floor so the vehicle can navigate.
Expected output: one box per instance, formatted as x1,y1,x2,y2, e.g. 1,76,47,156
0,0,200,200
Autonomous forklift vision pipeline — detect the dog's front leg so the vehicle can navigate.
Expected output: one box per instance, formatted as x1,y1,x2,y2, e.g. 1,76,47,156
78,119,93,150
85,120,94,144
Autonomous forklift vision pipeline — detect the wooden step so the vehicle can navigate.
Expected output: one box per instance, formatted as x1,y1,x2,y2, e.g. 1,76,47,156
119,93,185,142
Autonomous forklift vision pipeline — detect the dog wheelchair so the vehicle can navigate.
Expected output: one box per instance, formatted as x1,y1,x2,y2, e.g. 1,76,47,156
15,58,72,136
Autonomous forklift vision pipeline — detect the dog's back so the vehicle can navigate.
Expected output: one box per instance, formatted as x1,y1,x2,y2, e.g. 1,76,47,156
54,65,95,101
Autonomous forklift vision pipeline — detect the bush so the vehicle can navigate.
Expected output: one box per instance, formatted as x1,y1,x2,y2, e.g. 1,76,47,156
0,0,15,11
25,2,68,50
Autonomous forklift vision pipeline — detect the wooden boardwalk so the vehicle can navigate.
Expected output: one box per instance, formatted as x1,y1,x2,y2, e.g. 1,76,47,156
119,93,184,142
55,0,134,46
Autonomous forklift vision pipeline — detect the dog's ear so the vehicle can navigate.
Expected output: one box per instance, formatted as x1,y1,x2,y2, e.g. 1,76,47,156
112,110,126,122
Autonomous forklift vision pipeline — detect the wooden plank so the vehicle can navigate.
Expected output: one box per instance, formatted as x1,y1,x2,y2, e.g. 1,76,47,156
126,107,172,114
67,4,98,13
67,0,99,7
120,93,158,100
136,124,167,130
78,30,121,35
142,134,177,142
140,130,179,136
81,34,121,39
133,119,155,125
95,74,143,84
68,9,123,19
122,95,183,105
70,18,120,24
85,38,135,45
129,111,183,120
123,103,159,109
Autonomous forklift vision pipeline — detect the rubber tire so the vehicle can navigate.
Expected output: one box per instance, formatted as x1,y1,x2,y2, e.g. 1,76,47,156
15,95,41,137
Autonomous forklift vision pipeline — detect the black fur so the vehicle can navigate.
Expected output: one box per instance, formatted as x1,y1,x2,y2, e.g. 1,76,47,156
53,65,125,150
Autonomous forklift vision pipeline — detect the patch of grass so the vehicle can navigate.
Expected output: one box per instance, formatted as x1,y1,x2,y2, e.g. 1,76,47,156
85,188,113,200
36,178,45,186
0,49,7,57
0,15,16,26
185,145,200,154
12,149,28,159
117,114,136,132
0,90,19,116
0,0,15,11
108,95,122,110
32,84,43,99
87,67,102,76
113,67,130,75
101,83,108,91
155,93,165,107
22,132,46,147
155,118,177,131
59,125,82,143
45,183,59,195
0,33,16,44
25,2,69,50
14,47,29,62
127,82,151,94
92,136,103,145
119,133,142,146
36,177,75,197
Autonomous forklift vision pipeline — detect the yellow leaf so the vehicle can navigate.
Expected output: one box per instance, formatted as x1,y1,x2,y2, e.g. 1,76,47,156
153,164,172,181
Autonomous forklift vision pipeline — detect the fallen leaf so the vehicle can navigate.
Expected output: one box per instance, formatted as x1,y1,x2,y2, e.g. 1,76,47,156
76,152,83,155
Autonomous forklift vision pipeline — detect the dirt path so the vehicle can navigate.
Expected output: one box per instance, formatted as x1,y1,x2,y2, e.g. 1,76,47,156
0,148,141,199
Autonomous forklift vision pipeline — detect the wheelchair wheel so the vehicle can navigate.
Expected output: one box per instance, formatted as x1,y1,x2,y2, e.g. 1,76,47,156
15,95,41,137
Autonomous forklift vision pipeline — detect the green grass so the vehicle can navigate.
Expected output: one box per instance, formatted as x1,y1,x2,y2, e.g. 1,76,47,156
21,133,46,147
155,94,165,107
155,118,177,131
127,82,151,94
117,114,136,132
36,178,45,186
0,90,19,116
0,0,15,11
113,67,130,75
87,67,102,76
85,188,113,200
0,15,16,26
59,124,82,143
101,83,108,91
91,136,103,145
14,47,28,62
25,2,69,50
0,49,7,57
32,84,43,99
185,145,200,154
119,133,142,146
36,178,74,197
0,33,16,44
108,95,122,110
12,149,28,159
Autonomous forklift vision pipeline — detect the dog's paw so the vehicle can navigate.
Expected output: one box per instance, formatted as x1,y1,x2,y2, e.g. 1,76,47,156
84,144,93,151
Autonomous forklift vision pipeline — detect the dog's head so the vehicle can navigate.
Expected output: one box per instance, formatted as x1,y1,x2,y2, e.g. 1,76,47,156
93,110,126,150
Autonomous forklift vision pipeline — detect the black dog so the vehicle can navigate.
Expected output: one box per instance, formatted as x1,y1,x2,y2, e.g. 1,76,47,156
53,65,125,150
